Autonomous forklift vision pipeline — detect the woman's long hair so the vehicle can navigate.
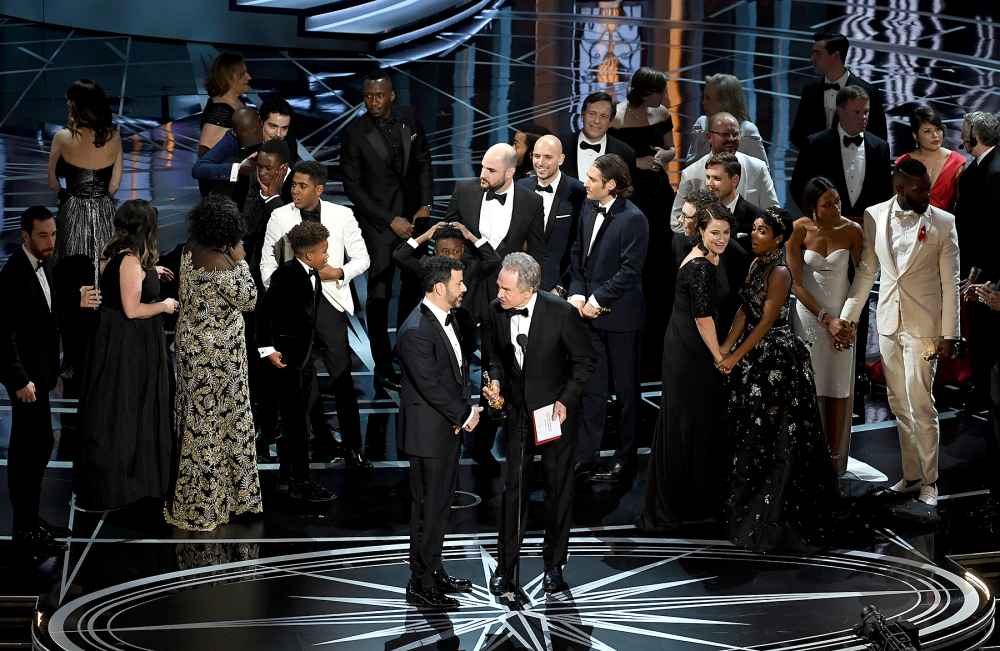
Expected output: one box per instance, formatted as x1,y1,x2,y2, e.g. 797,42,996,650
102,199,160,270
66,79,115,148
704,73,750,123
205,52,246,98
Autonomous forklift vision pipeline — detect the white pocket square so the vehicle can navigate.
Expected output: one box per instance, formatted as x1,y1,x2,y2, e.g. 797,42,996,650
554,214,570,220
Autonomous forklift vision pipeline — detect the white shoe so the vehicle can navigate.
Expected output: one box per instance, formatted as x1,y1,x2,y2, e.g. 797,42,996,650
917,484,938,507
889,478,922,494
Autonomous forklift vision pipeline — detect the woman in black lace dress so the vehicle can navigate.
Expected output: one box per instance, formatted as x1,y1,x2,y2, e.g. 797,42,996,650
718,208,839,553
641,202,733,530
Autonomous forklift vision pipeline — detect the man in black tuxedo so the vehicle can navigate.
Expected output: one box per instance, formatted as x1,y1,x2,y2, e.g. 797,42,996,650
258,95,300,164
481,253,594,604
568,154,648,483
256,221,337,504
516,135,586,292
704,152,764,241
790,86,892,220
790,31,888,151
445,143,544,323
957,111,1000,408
1,207,98,556
397,256,481,610
559,91,636,182
341,71,433,391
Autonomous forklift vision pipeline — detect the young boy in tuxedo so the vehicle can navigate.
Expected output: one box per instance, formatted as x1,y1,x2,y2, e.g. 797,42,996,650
257,220,336,503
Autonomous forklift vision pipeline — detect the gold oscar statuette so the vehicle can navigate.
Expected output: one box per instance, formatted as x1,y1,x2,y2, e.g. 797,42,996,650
482,371,505,411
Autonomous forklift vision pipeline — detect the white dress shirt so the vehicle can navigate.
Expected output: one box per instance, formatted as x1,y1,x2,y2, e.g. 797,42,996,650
258,258,316,359
534,171,561,230
569,197,617,310
839,124,866,207
577,133,607,180
888,201,921,274
23,245,51,311
824,70,851,128
478,184,515,249
508,292,538,369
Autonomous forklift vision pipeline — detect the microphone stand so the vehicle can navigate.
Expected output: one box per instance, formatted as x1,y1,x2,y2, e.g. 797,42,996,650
505,335,530,610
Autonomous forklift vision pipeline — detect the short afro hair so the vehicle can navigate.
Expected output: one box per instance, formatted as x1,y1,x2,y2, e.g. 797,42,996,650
188,194,246,249
288,220,329,254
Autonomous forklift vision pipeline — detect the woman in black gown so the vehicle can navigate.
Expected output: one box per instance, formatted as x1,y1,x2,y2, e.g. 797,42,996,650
74,200,179,511
641,202,734,530
717,208,840,553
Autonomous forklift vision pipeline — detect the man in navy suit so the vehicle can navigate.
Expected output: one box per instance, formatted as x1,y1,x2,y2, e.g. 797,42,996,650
568,154,648,483
191,107,263,203
397,256,481,610
516,135,586,292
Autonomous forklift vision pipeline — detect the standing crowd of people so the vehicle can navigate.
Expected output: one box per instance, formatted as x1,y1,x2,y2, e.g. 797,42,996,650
2,31,998,612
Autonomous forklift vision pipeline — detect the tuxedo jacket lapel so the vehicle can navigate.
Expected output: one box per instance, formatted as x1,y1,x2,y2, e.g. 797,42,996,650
364,126,391,165
422,305,463,384
546,177,570,241
586,200,617,264
400,121,412,176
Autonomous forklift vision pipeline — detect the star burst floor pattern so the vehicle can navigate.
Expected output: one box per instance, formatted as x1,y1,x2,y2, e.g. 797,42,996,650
42,536,994,650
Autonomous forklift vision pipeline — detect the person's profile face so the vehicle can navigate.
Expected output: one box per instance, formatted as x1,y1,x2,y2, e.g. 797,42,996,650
291,172,323,210
810,40,837,76
512,132,528,165
705,165,736,200
441,269,466,309
23,217,57,261
584,166,611,201
681,202,698,236
496,268,532,310
479,150,511,192
750,217,780,255
814,189,842,221
232,64,252,94
303,239,329,271
901,176,932,215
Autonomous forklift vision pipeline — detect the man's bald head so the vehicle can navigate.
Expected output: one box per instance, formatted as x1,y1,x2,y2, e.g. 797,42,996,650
707,111,740,154
480,143,518,192
532,135,565,183
233,107,262,147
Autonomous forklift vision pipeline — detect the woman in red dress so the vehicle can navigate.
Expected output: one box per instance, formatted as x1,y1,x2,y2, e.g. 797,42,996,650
896,105,965,212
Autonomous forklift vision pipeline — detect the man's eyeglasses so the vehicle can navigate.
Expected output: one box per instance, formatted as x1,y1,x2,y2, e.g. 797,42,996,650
709,130,740,140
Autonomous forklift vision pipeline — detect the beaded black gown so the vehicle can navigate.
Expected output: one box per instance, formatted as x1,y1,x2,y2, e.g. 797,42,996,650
641,256,729,529
726,248,840,553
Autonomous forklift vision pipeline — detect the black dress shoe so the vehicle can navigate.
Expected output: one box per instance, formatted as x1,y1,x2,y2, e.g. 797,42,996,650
288,479,336,503
543,567,569,593
13,527,65,558
588,460,633,483
433,569,472,593
406,582,460,610
345,449,374,471
38,519,71,539
375,370,402,392
489,572,509,596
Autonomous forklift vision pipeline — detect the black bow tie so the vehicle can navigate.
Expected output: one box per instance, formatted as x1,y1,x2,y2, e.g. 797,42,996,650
309,268,319,279
506,307,529,318
842,134,863,148
300,207,322,222
594,204,609,216
535,183,554,193
485,189,507,205
34,260,44,272
823,82,841,91
445,311,455,327
579,141,602,152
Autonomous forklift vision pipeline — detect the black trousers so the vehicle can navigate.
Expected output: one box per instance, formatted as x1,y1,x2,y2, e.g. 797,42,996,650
366,241,421,376
578,328,641,465
313,299,362,451
498,405,576,581
275,365,317,481
53,254,98,391
7,391,54,532
989,362,1000,496
408,449,459,589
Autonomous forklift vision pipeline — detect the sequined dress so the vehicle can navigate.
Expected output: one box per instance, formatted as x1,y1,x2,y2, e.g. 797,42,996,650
726,249,839,553
164,251,262,531
56,157,115,268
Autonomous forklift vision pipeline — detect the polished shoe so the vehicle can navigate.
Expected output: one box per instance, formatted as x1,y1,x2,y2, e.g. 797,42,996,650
406,582,460,610
489,572,509,596
13,527,65,558
38,519,71,539
917,483,938,507
543,567,569,593
588,460,633,483
288,479,336,503
888,478,923,495
433,569,473,593
345,448,374,471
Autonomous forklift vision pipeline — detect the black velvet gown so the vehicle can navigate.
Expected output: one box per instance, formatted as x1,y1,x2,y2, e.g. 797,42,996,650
641,255,729,529
74,251,173,510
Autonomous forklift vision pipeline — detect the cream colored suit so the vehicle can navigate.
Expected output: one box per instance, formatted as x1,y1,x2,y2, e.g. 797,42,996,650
840,196,960,484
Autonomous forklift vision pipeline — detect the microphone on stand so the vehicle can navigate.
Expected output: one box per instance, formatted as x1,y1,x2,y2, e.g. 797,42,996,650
516,334,528,356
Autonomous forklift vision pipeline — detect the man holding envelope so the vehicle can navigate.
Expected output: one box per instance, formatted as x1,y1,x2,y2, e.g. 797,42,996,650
482,252,594,605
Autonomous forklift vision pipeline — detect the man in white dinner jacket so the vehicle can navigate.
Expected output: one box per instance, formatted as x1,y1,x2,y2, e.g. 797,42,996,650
670,112,778,232
838,158,960,508
261,160,372,468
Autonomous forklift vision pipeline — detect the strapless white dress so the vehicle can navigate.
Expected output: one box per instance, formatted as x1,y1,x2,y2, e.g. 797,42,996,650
794,248,853,398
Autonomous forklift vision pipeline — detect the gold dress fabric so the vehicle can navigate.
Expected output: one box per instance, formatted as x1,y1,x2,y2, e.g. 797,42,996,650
164,251,262,531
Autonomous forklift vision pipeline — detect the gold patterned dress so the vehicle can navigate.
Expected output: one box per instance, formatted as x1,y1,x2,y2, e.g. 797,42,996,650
164,250,262,531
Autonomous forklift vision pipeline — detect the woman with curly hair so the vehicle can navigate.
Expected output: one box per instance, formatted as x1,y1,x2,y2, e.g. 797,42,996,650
165,195,262,531
718,208,840,553
74,200,178,511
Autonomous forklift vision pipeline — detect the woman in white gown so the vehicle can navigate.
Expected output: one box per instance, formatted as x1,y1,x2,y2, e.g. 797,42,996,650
787,177,864,474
